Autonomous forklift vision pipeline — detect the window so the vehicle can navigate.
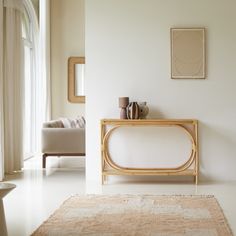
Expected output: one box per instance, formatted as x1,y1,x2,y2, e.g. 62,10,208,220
22,1,38,159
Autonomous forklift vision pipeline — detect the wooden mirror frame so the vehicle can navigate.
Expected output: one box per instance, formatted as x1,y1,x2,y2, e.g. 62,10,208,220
68,57,85,103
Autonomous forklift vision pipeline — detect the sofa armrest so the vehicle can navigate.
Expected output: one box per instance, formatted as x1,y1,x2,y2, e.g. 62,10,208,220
41,128,85,154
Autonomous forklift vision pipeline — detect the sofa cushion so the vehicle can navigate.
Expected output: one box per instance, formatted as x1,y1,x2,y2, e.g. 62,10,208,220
44,120,64,128
60,116,85,128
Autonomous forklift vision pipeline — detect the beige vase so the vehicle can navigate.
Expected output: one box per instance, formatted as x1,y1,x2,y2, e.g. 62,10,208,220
139,102,149,119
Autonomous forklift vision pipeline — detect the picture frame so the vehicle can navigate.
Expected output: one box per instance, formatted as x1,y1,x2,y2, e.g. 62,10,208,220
171,28,206,79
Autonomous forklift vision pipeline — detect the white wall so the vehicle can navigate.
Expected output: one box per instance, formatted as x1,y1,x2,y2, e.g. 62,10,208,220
51,0,85,119
86,0,236,185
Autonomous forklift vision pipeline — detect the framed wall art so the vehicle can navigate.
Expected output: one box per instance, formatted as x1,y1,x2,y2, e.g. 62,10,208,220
171,28,206,79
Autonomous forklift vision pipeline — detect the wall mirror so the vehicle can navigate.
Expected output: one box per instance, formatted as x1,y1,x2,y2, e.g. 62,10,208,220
68,57,85,103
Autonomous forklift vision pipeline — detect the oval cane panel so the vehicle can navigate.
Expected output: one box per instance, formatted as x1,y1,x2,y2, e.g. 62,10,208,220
107,126,193,169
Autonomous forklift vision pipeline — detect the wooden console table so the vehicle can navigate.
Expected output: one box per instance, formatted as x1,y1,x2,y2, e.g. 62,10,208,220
101,119,199,184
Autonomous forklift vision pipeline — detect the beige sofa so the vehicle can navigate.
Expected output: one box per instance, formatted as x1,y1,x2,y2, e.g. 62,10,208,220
41,120,85,168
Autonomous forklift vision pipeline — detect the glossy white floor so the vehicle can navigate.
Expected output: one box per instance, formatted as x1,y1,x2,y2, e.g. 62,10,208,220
2,156,236,236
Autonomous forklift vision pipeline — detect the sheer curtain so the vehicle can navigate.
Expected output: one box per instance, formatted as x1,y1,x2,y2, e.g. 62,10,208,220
0,0,51,181
0,0,24,180
39,0,51,123
0,0,4,181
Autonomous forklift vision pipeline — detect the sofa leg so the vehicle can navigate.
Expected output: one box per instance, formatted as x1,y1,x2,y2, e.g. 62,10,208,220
43,154,47,168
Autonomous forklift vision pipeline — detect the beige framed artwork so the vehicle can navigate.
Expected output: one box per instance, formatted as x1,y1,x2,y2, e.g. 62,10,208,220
171,28,206,79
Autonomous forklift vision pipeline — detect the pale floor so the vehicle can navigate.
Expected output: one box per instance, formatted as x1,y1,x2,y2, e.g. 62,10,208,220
2,156,236,236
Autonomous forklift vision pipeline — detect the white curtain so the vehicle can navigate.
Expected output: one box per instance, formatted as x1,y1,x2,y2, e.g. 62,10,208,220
0,0,24,179
40,0,51,122
0,0,4,181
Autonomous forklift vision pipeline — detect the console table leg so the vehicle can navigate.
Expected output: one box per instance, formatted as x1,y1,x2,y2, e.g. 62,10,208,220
102,175,107,185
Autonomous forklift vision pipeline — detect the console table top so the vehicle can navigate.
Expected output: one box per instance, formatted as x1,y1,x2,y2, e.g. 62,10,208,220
101,119,198,125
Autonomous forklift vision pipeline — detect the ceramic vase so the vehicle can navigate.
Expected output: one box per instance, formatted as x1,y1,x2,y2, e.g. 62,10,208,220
127,102,140,119
118,97,129,119
139,102,149,119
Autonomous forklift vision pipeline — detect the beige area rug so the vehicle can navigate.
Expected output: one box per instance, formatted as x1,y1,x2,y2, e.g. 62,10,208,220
32,195,233,236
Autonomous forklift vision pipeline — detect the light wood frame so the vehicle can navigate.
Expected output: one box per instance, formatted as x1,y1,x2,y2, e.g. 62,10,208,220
68,57,85,103
171,28,206,79
101,119,199,184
